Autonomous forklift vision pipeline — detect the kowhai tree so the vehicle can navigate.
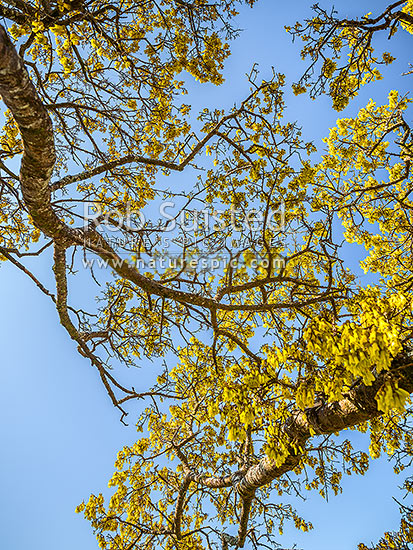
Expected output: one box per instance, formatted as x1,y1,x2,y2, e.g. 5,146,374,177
0,1,413,549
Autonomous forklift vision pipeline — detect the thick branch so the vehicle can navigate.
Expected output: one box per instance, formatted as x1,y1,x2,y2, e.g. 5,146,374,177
0,26,67,239
183,355,413,546
237,496,253,548
236,357,413,500
173,474,192,540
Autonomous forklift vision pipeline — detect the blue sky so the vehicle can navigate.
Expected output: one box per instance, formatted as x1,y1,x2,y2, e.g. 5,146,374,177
0,1,412,549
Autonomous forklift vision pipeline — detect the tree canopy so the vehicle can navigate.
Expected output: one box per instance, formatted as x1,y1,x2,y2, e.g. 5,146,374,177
0,1,413,549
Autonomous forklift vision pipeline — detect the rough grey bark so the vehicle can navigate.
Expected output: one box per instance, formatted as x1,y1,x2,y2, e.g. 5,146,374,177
0,26,67,239
189,353,413,546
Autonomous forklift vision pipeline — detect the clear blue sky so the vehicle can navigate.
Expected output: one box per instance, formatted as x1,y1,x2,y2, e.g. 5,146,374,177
0,1,411,549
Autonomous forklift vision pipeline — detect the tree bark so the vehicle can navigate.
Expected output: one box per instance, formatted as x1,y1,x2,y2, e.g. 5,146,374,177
0,26,68,239
236,358,413,499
